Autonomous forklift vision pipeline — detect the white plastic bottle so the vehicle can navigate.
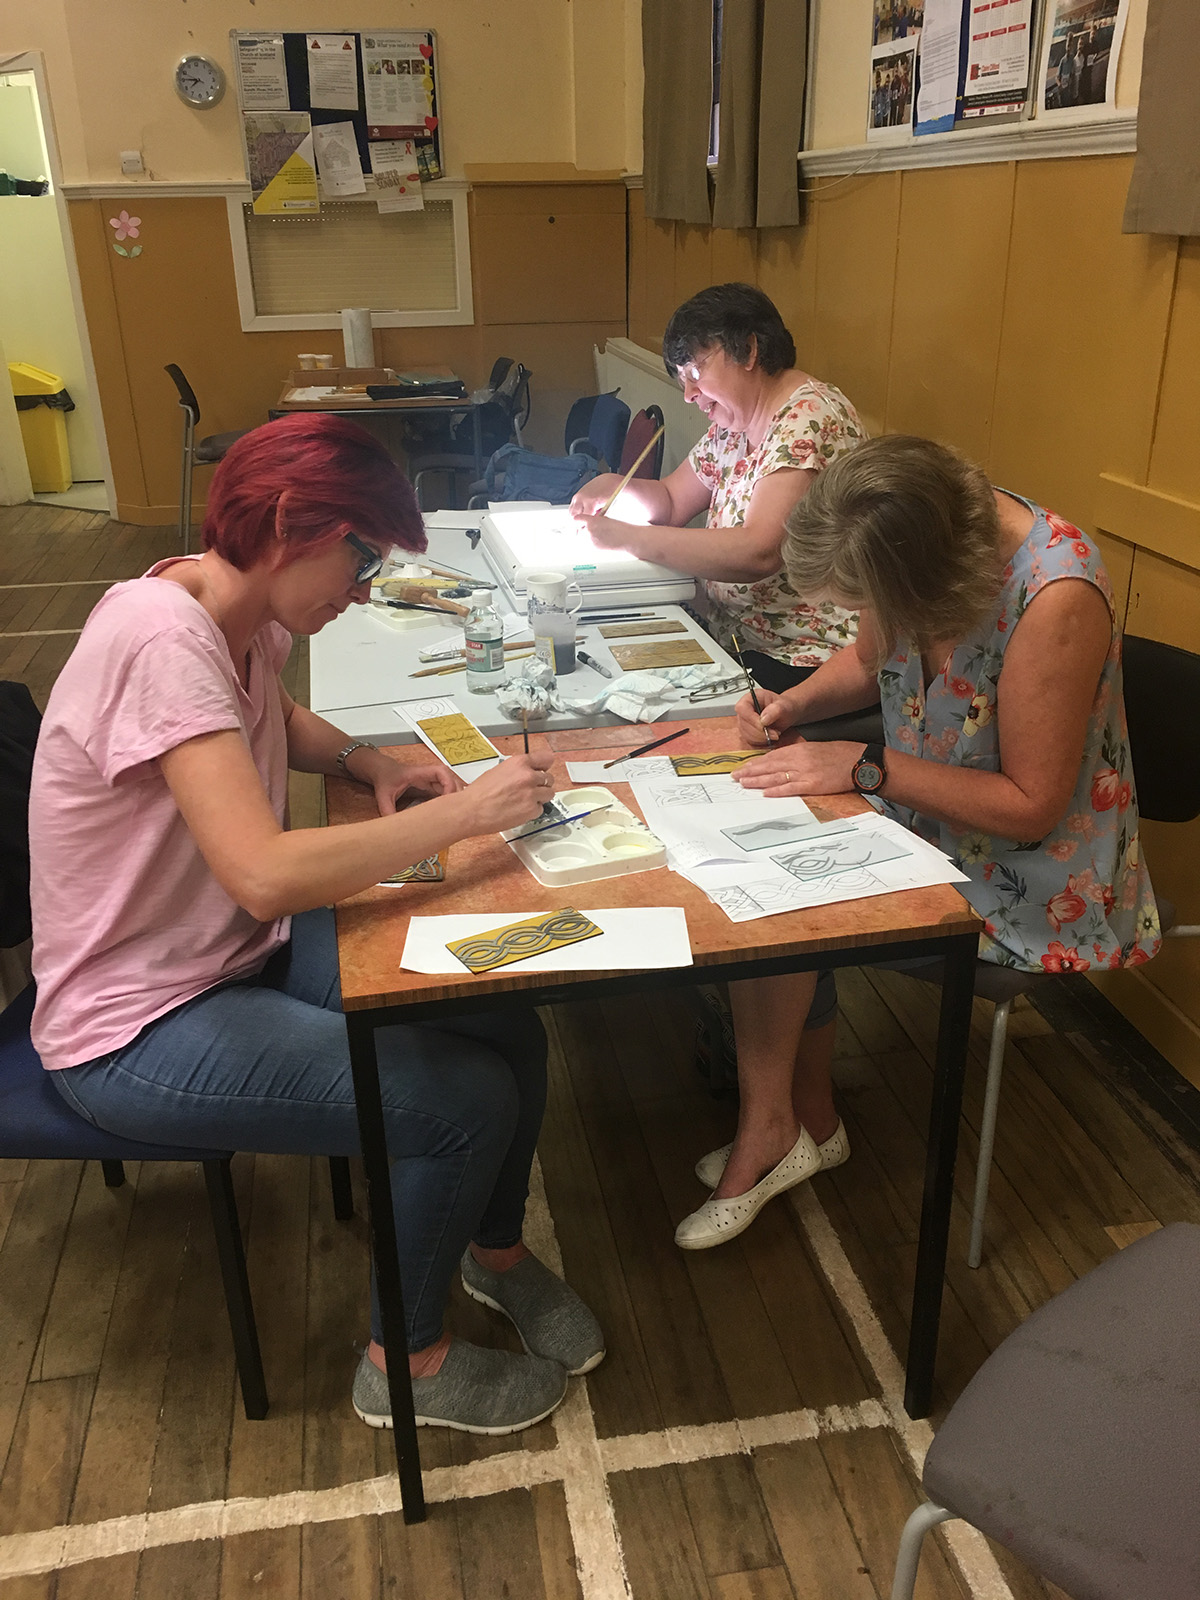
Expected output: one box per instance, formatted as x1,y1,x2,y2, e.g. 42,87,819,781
464,589,506,693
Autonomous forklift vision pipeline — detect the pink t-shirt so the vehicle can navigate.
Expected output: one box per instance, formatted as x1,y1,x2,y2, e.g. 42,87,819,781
30,564,293,1070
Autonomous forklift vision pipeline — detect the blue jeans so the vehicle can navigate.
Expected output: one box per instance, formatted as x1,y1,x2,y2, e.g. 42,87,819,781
53,907,547,1351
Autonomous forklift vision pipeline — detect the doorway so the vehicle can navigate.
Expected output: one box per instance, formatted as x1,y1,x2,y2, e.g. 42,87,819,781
0,53,114,515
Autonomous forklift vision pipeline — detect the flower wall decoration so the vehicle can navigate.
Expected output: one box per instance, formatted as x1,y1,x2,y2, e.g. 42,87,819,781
109,210,142,258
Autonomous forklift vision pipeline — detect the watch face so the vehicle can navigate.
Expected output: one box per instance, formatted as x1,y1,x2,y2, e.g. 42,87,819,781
175,55,226,108
855,760,884,793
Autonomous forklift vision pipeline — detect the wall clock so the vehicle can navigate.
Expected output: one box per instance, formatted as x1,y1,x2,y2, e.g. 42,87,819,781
174,55,226,109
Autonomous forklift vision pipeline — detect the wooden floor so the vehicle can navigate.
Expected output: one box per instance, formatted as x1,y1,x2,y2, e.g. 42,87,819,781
3,503,1199,1599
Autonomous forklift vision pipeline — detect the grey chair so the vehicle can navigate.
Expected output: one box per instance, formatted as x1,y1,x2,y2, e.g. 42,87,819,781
891,1221,1200,1600
164,364,249,554
903,633,1200,1269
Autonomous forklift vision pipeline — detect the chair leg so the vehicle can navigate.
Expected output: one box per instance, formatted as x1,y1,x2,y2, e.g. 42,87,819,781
179,415,195,554
968,998,1011,1269
202,1158,268,1421
328,1156,354,1220
100,1159,126,1188
891,1502,955,1600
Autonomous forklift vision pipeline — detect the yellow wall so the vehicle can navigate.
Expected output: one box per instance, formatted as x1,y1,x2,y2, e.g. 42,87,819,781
4,0,641,183
629,153,1200,1086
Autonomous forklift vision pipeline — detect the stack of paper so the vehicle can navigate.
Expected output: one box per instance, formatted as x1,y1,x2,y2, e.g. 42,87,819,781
624,769,969,923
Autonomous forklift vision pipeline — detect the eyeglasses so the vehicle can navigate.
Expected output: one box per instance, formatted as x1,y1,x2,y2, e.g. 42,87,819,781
677,348,719,388
345,532,386,584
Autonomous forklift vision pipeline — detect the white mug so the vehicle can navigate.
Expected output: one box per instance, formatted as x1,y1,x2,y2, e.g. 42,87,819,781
524,570,582,617
297,353,318,370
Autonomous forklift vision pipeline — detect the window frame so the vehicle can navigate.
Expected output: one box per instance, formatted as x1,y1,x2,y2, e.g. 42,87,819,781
224,178,473,333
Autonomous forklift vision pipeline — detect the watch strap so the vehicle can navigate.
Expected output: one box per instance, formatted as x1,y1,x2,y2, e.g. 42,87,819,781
335,739,377,781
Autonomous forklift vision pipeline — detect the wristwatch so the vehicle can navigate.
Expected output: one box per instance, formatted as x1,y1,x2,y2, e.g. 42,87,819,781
852,742,887,796
335,739,377,781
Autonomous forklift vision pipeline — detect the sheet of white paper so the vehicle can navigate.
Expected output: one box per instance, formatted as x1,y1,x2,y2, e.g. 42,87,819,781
916,0,963,129
393,696,503,778
401,907,693,974
362,32,432,127
371,138,423,213
285,386,339,402
684,817,969,922
235,35,290,110
307,34,360,110
423,510,485,530
312,121,366,195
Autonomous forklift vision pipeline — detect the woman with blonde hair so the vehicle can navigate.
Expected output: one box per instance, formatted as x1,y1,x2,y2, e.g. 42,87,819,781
674,434,1158,1249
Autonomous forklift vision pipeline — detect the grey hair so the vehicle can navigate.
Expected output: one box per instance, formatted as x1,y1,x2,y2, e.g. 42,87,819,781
782,435,1004,667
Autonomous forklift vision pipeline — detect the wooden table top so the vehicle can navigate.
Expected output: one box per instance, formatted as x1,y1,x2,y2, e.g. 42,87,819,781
326,717,981,1013
276,365,472,412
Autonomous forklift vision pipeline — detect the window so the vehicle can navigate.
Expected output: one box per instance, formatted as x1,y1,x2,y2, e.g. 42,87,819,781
225,183,472,332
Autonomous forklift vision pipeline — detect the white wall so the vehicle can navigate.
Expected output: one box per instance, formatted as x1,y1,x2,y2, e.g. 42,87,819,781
0,77,103,480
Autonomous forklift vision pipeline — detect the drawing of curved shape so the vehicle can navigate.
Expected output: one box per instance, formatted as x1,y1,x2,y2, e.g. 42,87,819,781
447,908,603,972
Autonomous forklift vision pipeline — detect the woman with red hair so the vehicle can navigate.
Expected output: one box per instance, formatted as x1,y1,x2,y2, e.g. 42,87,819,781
29,414,603,1435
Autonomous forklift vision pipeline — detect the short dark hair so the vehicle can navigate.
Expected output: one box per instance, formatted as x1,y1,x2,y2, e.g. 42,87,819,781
662,283,796,378
202,412,425,571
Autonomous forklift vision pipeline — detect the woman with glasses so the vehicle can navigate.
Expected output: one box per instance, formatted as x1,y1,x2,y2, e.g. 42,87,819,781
571,282,867,693
28,413,603,1436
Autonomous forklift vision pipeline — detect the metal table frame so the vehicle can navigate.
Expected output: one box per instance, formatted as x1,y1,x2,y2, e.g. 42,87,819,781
344,925,979,1523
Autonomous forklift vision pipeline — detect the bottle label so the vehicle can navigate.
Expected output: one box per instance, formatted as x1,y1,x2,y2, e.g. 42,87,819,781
466,636,504,672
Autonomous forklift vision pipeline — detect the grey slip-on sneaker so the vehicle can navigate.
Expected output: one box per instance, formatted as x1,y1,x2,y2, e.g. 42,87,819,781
460,1249,606,1376
352,1339,567,1435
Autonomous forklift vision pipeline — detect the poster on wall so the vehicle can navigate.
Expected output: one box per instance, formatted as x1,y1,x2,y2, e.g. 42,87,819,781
306,34,360,112
245,111,319,215
233,35,290,110
960,0,1035,122
915,0,965,135
371,140,424,213
1038,0,1129,118
312,120,366,196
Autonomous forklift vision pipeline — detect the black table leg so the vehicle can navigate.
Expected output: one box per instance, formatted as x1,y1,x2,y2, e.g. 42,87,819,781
345,1012,426,1521
904,932,977,1418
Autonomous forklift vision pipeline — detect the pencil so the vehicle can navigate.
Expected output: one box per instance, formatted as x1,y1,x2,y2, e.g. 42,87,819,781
730,632,778,744
602,726,690,768
599,426,666,515
521,708,529,754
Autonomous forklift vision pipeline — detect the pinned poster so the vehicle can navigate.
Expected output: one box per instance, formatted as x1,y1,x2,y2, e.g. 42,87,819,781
915,0,965,135
868,2,922,140
233,35,289,110
1038,0,1128,120
313,120,366,197
961,0,1035,123
245,111,319,215
306,34,359,111
371,138,424,213
362,31,433,129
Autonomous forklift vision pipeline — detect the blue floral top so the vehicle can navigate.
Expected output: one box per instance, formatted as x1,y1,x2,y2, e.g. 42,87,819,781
876,495,1160,974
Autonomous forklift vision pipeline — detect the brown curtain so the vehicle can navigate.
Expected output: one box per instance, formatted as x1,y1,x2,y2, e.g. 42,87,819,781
642,0,715,224
712,0,808,230
1123,0,1200,235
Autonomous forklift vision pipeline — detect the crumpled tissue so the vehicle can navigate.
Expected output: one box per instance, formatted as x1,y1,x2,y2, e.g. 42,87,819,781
561,664,735,724
494,656,563,721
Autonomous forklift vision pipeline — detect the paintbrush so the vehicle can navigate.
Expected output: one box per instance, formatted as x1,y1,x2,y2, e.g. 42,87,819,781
409,652,536,678
512,803,614,841
521,707,529,755
599,426,667,514
602,726,690,768
729,632,778,744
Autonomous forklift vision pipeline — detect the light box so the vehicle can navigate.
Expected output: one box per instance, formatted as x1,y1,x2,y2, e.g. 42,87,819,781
480,508,695,610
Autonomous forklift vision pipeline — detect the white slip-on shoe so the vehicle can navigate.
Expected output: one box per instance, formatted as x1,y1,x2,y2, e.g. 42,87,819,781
694,1118,851,1189
674,1128,822,1250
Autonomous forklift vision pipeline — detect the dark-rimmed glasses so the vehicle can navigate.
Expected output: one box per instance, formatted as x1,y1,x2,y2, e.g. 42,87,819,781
345,532,386,584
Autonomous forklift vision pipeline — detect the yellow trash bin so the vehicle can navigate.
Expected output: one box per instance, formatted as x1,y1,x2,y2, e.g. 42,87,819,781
8,362,74,493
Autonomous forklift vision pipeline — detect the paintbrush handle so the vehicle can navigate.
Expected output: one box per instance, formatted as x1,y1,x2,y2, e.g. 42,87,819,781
599,426,667,515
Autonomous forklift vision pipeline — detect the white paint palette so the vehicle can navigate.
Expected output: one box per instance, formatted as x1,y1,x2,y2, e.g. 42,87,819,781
501,787,667,888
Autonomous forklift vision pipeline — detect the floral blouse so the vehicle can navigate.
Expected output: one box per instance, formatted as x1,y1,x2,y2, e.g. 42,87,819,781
687,380,866,667
876,495,1160,974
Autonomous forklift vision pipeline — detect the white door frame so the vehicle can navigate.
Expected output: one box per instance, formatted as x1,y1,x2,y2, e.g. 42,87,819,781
0,49,116,517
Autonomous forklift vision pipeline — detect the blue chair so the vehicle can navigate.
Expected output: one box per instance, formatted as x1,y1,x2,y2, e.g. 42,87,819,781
0,984,270,1418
